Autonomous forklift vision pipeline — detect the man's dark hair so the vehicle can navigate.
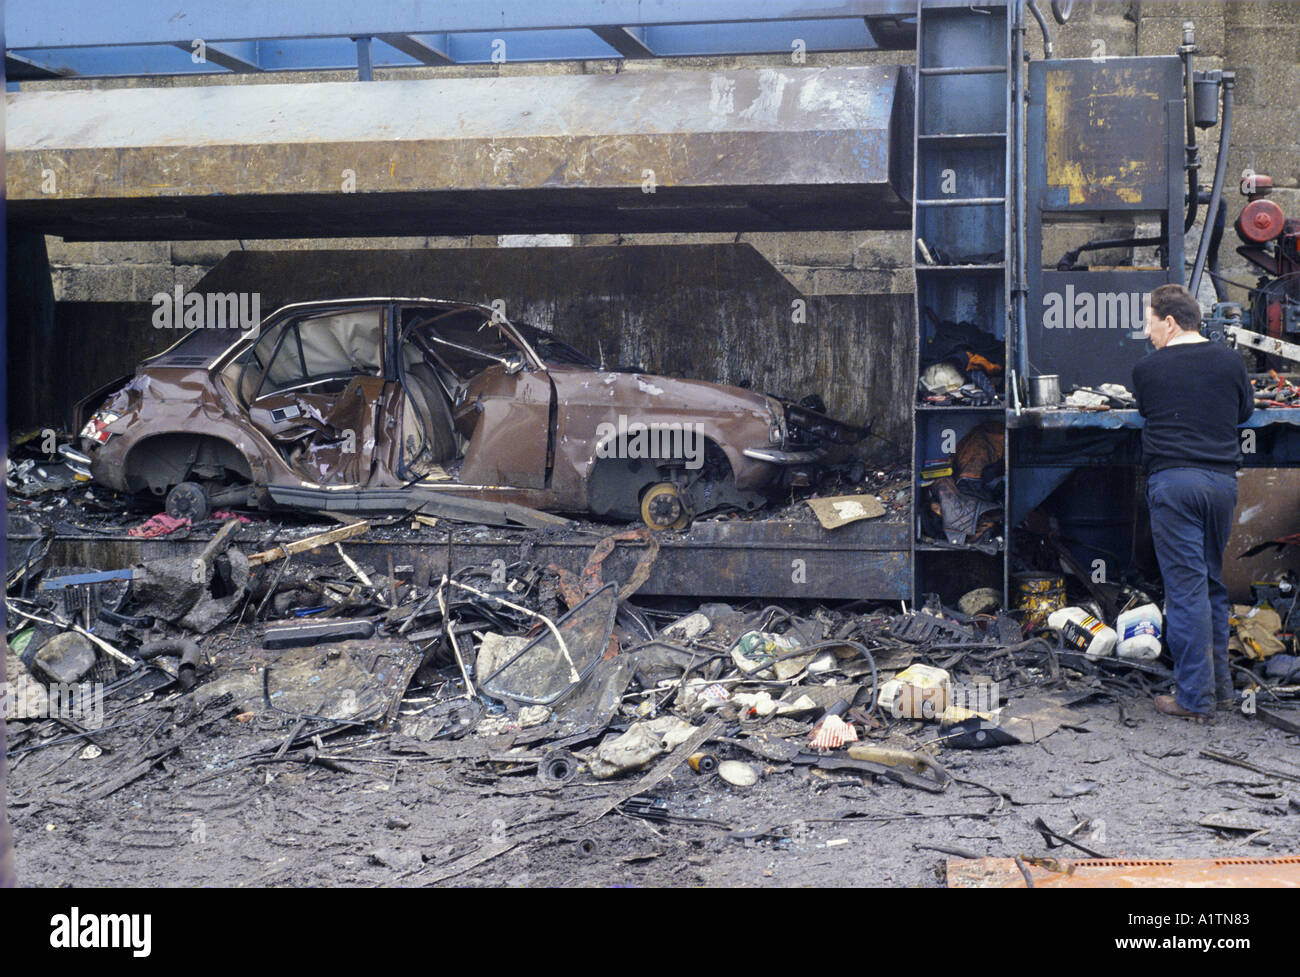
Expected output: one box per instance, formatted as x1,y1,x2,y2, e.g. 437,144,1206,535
1149,283,1202,332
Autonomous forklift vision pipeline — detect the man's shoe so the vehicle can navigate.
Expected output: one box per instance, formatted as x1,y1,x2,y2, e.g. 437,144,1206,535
1154,694,1210,724
1216,696,1239,712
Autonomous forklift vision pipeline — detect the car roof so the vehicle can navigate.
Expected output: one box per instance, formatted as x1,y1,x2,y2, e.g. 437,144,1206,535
271,297,495,318
149,296,541,371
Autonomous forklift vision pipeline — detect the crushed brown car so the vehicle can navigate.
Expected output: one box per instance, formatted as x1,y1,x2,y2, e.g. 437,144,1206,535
66,298,865,529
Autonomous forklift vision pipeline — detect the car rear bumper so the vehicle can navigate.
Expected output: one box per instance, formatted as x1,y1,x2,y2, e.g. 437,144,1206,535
59,445,95,479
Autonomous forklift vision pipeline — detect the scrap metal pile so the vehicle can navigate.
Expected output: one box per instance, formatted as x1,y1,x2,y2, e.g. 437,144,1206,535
16,505,1284,830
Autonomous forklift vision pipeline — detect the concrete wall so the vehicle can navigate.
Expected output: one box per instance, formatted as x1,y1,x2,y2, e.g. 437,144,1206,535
17,246,914,460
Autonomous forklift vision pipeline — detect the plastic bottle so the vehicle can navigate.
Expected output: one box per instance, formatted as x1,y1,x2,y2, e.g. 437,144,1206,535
1116,603,1163,660
1048,607,1117,659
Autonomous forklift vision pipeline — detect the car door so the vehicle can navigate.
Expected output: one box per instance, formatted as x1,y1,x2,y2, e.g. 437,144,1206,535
241,305,397,485
400,303,553,490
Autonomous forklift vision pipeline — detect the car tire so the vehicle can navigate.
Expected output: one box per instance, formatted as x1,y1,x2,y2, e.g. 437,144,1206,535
166,481,211,523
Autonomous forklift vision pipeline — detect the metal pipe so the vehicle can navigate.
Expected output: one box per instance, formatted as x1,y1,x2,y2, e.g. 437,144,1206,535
1189,74,1233,298
1028,1,1053,58
1206,195,1229,302
1014,1,1030,382
436,576,477,701
917,65,1007,76
915,196,1005,207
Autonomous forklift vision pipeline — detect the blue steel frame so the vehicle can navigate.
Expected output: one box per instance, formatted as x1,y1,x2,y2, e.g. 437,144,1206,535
909,0,1016,603
2,1,966,80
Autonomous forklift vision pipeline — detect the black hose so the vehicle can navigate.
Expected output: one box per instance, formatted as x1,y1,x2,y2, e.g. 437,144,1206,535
137,637,198,661
1190,76,1233,297
1057,236,1163,272
1184,167,1201,235
1182,42,1200,233
138,637,203,691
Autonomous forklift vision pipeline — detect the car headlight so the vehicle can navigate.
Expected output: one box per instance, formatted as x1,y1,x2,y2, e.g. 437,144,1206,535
764,397,786,444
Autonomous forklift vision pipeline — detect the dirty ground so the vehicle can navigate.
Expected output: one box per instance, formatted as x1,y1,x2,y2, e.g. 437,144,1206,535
7,697,1300,888
6,443,1299,888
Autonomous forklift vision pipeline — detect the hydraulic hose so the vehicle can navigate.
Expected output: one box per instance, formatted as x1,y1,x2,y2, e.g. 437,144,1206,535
1189,75,1233,299
1182,35,1200,233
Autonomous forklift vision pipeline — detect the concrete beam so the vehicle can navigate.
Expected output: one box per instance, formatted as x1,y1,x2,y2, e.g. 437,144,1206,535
7,65,913,240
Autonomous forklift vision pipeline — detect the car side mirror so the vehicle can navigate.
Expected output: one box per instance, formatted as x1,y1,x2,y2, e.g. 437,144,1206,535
503,352,527,375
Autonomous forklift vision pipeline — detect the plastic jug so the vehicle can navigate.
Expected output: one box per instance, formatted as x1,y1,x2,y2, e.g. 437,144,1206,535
877,663,952,720
1116,603,1163,660
1048,607,1117,659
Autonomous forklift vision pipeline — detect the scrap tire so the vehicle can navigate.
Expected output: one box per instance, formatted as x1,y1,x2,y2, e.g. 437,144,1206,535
165,481,211,523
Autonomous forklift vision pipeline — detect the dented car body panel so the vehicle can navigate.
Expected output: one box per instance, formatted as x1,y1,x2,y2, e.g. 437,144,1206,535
78,298,865,521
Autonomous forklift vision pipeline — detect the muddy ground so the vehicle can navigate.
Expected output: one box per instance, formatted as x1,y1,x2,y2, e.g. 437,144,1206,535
8,689,1299,888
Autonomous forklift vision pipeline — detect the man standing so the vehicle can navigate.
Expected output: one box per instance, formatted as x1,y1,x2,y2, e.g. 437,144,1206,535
1132,283,1254,721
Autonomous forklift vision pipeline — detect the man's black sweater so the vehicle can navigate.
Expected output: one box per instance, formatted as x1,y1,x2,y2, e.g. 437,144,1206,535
1131,341,1254,475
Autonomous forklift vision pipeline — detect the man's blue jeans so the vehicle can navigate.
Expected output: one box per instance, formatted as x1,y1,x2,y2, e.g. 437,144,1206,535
1146,467,1238,715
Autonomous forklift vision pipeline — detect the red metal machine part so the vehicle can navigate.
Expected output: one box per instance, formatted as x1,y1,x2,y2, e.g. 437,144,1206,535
1235,173,1300,347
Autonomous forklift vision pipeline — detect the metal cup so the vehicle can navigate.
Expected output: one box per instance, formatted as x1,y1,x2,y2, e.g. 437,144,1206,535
1028,374,1062,407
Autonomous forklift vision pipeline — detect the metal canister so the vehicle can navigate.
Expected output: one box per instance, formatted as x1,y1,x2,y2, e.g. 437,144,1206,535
1014,572,1065,630
1027,374,1062,407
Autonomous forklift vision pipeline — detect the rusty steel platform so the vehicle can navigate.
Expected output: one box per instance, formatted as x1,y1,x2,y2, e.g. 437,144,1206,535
14,517,912,601
6,65,912,240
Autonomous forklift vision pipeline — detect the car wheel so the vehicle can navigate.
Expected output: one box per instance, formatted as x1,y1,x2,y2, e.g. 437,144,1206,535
640,482,691,531
166,481,211,523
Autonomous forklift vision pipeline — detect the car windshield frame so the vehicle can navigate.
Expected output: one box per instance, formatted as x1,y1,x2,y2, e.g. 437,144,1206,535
210,299,546,378
245,304,387,400
398,305,537,379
